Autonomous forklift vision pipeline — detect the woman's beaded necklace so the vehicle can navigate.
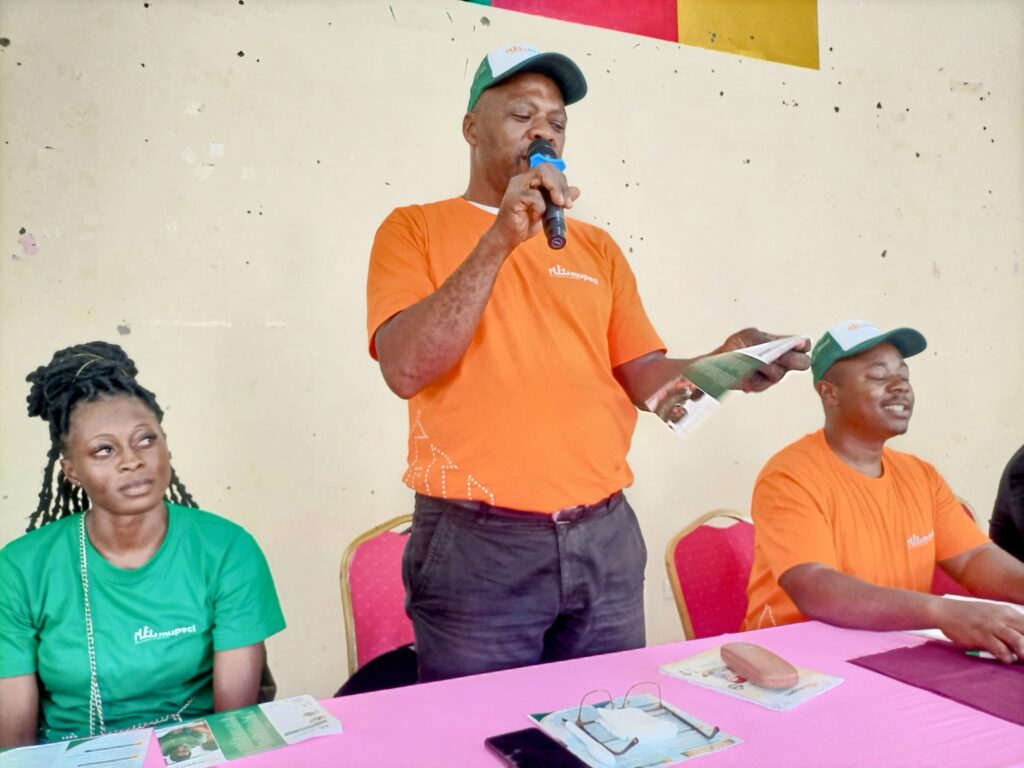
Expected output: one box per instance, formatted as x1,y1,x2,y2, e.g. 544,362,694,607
76,512,195,737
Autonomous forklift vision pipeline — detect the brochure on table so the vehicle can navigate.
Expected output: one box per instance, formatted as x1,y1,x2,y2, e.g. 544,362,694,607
0,731,151,768
645,336,807,436
0,696,341,768
155,695,341,766
531,692,740,767
660,647,843,711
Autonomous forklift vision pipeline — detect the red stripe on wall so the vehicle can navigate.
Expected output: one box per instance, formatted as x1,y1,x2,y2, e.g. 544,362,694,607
491,0,678,43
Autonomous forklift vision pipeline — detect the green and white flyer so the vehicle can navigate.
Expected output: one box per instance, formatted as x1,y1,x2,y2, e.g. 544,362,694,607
155,695,342,766
645,336,808,436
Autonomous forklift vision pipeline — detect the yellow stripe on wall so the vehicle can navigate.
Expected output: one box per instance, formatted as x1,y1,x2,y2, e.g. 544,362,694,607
678,0,819,70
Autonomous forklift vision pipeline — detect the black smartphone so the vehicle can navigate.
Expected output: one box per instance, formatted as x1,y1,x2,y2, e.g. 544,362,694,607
484,727,589,768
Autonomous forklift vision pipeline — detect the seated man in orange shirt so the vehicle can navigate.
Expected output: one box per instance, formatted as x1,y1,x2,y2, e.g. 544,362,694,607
745,321,1024,663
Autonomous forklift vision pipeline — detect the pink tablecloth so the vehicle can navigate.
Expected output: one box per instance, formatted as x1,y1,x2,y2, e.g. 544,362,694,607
143,621,1024,767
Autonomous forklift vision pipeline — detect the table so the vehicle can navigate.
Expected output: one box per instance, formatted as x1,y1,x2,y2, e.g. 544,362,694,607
143,621,1024,767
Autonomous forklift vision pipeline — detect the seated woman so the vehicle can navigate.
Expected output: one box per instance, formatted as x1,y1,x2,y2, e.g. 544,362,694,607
0,342,286,745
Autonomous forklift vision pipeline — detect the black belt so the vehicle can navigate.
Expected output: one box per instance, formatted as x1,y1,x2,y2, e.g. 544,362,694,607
440,491,623,525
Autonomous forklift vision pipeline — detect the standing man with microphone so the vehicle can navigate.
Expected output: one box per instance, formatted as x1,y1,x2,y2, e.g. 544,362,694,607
366,44,809,682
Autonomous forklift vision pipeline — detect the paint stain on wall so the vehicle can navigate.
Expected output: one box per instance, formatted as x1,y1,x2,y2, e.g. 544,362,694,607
117,324,132,335
949,81,984,94
19,232,37,255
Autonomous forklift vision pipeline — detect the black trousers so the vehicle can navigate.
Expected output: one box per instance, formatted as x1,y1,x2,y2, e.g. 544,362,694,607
403,492,648,682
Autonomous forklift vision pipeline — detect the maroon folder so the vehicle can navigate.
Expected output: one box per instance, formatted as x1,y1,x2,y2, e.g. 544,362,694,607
849,640,1024,726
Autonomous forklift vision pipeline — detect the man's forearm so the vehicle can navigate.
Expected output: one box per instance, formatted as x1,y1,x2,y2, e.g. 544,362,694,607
375,231,510,398
783,561,1024,659
951,544,1024,604
780,564,944,631
613,353,693,410
613,328,811,407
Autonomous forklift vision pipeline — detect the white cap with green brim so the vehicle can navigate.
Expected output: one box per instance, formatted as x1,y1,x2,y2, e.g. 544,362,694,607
811,320,928,383
467,43,587,112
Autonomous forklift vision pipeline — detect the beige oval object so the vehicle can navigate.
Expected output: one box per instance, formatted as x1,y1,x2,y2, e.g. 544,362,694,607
721,642,799,689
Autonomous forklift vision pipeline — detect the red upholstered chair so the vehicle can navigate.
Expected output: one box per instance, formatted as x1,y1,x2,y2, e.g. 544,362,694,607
930,498,979,598
339,515,415,677
665,510,755,640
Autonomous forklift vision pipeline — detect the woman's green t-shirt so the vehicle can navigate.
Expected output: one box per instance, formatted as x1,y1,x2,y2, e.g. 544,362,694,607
0,503,286,741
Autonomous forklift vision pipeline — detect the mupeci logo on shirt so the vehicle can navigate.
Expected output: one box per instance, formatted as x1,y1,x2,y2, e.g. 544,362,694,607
133,624,198,644
549,264,599,285
906,530,935,549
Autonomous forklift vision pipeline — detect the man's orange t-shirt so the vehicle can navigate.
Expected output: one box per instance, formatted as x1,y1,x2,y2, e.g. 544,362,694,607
744,430,988,630
366,198,664,512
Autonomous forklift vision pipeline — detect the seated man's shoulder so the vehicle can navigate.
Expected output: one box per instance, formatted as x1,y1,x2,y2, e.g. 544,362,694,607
759,431,828,478
882,443,944,480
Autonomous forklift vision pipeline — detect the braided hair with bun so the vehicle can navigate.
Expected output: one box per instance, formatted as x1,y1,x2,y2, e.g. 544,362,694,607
25,340,196,531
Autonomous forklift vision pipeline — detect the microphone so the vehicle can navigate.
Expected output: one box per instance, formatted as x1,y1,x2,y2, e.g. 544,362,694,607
527,138,567,250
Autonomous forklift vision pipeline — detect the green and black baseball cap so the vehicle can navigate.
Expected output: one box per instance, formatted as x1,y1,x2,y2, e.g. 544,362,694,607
811,320,927,383
467,43,587,112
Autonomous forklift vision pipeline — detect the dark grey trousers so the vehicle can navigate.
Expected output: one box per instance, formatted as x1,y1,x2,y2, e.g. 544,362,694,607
403,492,648,682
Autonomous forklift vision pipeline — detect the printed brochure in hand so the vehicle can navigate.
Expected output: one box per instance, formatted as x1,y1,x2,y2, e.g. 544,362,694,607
645,335,808,436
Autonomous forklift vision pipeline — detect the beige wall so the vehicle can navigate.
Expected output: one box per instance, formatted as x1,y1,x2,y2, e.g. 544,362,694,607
1,0,1021,699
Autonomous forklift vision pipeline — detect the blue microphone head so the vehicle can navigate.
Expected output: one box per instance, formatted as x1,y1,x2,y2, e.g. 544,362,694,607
528,138,566,171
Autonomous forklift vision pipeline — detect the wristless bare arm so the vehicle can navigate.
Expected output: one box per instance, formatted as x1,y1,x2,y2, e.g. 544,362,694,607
938,542,1024,604
780,562,1024,663
213,642,267,713
376,164,577,399
375,229,511,399
0,674,39,746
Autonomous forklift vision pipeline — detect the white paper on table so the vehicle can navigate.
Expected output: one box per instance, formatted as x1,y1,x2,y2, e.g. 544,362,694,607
0,743,67,768
660,648,842,711
258,695,342,745
0,730,152,768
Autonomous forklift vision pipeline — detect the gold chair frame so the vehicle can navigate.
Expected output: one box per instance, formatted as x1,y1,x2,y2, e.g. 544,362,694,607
664,509,750,641
339,514,413,677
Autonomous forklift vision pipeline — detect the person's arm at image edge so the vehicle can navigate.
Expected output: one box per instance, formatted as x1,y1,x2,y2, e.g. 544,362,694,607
0,674,39,746
939,542,1024,604
779,562,1024,662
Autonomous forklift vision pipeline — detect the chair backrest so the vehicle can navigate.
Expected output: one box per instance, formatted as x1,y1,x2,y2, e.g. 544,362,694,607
339,515,414,676
665,510,755,640
931,498,978,598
